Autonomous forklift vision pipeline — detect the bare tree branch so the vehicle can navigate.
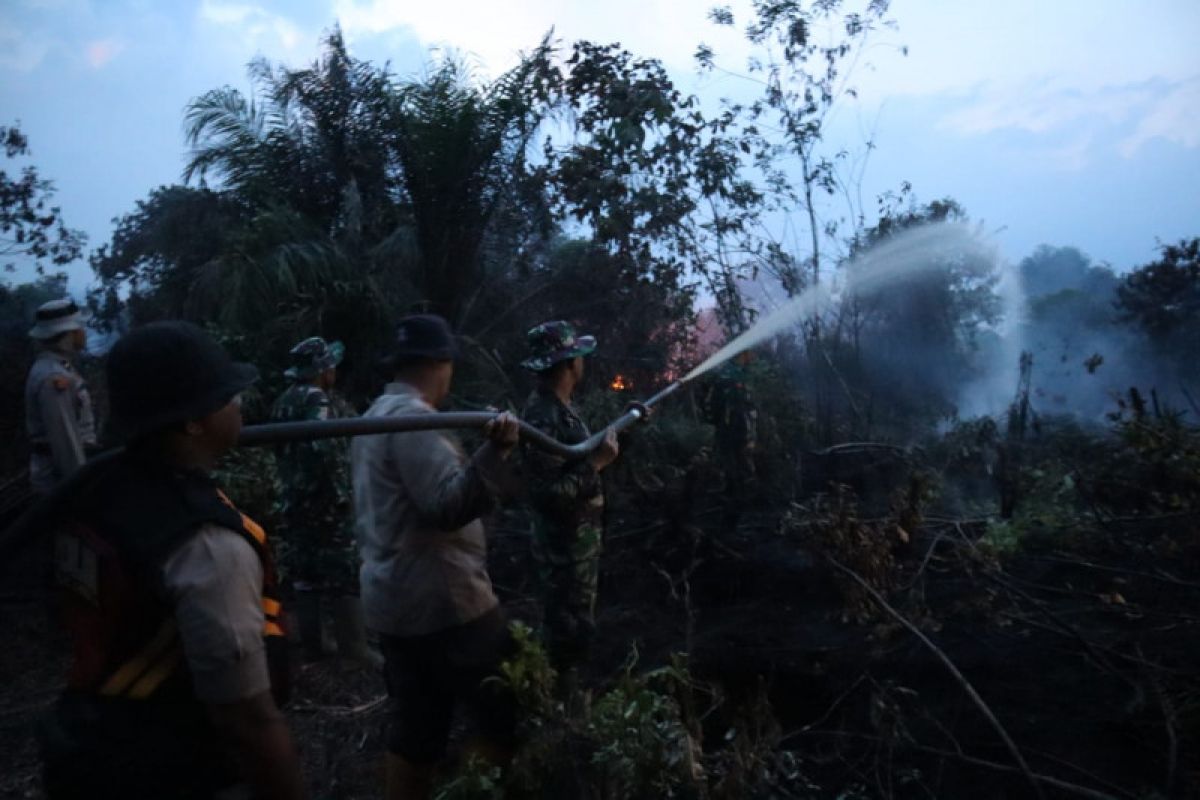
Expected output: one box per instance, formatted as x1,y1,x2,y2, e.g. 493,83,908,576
826,556,1046,800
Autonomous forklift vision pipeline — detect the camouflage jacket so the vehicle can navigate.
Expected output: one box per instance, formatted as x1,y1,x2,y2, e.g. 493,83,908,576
521,386,605,565
703,365,758,450
270,383,353,531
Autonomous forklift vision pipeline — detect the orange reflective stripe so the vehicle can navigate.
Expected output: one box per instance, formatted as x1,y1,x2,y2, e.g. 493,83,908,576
262,597,282,617
264,620,286,638
239,512,266,545
214,489,266,545
127,646,183,699
99,619,177,696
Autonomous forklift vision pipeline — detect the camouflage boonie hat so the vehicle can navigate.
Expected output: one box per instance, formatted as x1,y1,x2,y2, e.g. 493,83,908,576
284,336,345,381
520,320,597,371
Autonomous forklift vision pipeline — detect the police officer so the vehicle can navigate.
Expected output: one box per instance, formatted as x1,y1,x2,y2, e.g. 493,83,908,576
352,314,521,799
271,336,378,668
519,321,619,693
40,321,304,800
25,298,96,494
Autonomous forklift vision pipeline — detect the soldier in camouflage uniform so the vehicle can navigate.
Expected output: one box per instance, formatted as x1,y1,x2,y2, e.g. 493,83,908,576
702,350,760,531
519,321,620,685
271,336,379,667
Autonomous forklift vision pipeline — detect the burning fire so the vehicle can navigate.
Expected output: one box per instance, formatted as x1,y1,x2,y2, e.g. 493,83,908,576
611,374,630,391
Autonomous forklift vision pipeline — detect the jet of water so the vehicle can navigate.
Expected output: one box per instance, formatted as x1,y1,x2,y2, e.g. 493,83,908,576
682,222,995,383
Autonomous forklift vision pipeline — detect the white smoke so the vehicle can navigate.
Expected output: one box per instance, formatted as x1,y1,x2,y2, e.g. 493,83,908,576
956,255,1026,418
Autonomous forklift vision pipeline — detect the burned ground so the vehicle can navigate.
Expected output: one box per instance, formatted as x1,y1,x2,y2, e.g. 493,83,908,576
2,415,1198,799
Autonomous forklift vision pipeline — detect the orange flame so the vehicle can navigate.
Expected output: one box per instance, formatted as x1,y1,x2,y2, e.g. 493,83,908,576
611,374,629,391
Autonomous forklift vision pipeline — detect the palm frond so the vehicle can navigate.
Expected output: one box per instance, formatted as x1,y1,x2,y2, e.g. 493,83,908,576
182,87,268,186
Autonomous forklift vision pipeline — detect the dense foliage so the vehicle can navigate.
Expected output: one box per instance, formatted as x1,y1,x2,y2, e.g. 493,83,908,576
0,123,85,275
1,7,1197,797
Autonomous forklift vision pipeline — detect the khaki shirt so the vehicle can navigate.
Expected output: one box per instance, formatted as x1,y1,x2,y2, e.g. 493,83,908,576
161,525,271,704
352,382,510,637
25,347,96,492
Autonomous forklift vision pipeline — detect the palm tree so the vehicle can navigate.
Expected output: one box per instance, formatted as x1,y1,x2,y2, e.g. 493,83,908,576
180,29,413,390
184,27,399,236
387,43,556,325
183,28,559,327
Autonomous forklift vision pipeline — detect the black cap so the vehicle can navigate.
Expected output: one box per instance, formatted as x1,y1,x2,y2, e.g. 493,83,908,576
391,314,458,363
107,321,259,442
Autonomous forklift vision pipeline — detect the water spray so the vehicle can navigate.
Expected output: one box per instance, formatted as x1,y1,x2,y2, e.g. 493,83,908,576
3,221,996,559
279,218,993,459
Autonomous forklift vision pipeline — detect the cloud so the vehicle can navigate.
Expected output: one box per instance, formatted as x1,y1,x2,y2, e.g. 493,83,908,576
332,0,571,73
851,1,1200,102
198,0,304,55
84,37,123,68
1119,77,1200,157
19,0,89,10
331,0,740,76
938,81,1149,137
932,76,1200,168
0,25,54,71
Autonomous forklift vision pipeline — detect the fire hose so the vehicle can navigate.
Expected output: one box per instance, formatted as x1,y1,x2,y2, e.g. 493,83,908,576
0,380,685,562
238,380,683,453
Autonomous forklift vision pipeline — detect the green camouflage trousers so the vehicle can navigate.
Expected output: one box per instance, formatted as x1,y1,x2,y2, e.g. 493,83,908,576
275,520,358,594
533,521,601,670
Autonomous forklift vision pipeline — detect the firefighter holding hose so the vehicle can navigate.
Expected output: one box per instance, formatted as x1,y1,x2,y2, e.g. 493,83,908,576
351,314,522,798
519,320,620,699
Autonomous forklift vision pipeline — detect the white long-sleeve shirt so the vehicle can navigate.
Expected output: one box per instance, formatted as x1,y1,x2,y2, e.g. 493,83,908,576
351,382,511,637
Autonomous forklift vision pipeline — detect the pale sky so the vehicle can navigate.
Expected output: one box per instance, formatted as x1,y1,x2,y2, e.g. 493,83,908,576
2,0,1198,291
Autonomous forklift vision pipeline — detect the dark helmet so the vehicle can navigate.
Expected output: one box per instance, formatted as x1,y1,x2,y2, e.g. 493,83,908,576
107,321,258,442
390,314,458,364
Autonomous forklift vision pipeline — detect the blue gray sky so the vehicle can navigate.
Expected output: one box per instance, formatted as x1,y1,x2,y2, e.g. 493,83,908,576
2,0,1198,291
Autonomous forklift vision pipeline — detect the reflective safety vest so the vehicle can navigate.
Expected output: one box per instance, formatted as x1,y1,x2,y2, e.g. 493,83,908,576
56,455,289,705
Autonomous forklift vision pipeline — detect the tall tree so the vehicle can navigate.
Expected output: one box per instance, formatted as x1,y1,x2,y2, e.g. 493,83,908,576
1019,244,1116,301
699,0,898,292
1116,237,1200,375
95,28,760,403
1,123,85,275
174,28,424,384
184,28,399,235
1116,238,1200,343
89,185,246,330
181,29,558,326
388,48,556,325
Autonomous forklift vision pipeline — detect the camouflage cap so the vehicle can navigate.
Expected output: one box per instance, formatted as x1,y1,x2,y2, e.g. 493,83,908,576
520,320,597,372
284,336,345,381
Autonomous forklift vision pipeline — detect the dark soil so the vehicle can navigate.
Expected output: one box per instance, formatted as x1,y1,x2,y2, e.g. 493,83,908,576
2,493,1198,799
